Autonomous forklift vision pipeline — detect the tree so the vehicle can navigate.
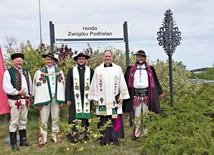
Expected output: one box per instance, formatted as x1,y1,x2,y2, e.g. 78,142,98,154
4,39,200,105
152,59,200,103
193,67,214,80
4,38,47,79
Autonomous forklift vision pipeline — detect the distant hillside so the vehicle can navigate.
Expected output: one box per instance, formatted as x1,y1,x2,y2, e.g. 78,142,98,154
190,67,210,74
189,79,214,84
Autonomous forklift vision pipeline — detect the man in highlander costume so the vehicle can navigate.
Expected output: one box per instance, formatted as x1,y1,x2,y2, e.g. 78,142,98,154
123,50,164,140
32,53,65,147
65,52,94,142
3,53,32,151
88,50,130,145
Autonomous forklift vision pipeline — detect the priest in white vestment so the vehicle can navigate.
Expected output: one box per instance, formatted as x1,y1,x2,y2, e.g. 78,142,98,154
88,50,130,145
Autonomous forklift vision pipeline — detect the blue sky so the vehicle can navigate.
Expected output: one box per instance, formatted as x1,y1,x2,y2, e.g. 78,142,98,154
1,0,214,70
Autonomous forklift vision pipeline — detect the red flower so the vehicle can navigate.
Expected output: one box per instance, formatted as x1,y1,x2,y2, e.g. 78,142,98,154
58,73,62,76
39,77,43,81
86,109,88,112
58,79,61,83
41,74,45,77
85,86,89,90
60,77,63,80
42,80,46,83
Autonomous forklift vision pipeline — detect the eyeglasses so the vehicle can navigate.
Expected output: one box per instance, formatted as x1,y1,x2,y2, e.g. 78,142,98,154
77,58,86,61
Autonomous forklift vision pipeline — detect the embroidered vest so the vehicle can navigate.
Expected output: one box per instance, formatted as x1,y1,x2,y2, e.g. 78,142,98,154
37,66,65,104
7,67,30,99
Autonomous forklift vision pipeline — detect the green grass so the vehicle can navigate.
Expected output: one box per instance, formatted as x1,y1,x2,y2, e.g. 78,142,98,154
0,111,144,155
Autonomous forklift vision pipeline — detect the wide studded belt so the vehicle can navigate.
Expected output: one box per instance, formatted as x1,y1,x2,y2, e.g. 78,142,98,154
134,88,148,96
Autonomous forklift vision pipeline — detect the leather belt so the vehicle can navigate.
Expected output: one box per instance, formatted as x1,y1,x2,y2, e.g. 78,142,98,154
134,88,148,96
9,96,30,100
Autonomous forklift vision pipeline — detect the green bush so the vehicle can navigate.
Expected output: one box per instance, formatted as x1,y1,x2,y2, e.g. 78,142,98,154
138,83,214,154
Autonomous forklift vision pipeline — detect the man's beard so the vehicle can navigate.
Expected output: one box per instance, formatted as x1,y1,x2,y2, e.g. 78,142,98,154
137,60,145,65
78,63,86,67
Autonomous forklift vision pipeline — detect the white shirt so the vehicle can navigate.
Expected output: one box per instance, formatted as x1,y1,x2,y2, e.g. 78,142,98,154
133,64,148,88
3,67,32,96
46,65,56,97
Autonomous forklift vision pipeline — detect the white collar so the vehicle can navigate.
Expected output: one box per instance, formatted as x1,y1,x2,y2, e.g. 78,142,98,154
46,65,55,70
137,64,146,68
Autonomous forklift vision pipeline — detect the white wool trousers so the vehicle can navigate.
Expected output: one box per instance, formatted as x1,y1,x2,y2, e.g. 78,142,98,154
8,99,29,132
39,97,60,143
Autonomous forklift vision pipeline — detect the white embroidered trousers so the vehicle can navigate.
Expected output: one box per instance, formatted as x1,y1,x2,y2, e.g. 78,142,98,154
8,99,29,132
39,97,60,143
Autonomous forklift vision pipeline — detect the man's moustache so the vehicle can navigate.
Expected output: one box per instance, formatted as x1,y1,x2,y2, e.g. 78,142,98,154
16,65,22,68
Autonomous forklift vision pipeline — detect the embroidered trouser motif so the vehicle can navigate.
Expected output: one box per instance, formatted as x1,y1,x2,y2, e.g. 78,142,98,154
133,97,148,137
8,99,29,132
39,97,60,144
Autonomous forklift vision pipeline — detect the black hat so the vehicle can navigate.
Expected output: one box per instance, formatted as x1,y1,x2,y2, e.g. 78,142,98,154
42,53,58,61
11,53,24,60
133,50,146,57
73,52,90,61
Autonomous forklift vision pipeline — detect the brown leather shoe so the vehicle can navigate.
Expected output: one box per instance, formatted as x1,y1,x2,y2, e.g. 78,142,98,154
38,143,45,147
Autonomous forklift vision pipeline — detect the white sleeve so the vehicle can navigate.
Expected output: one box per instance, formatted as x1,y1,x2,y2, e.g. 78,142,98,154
88,69,99,101
28,71,33,96
32,70,38,97
3,70,19,95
